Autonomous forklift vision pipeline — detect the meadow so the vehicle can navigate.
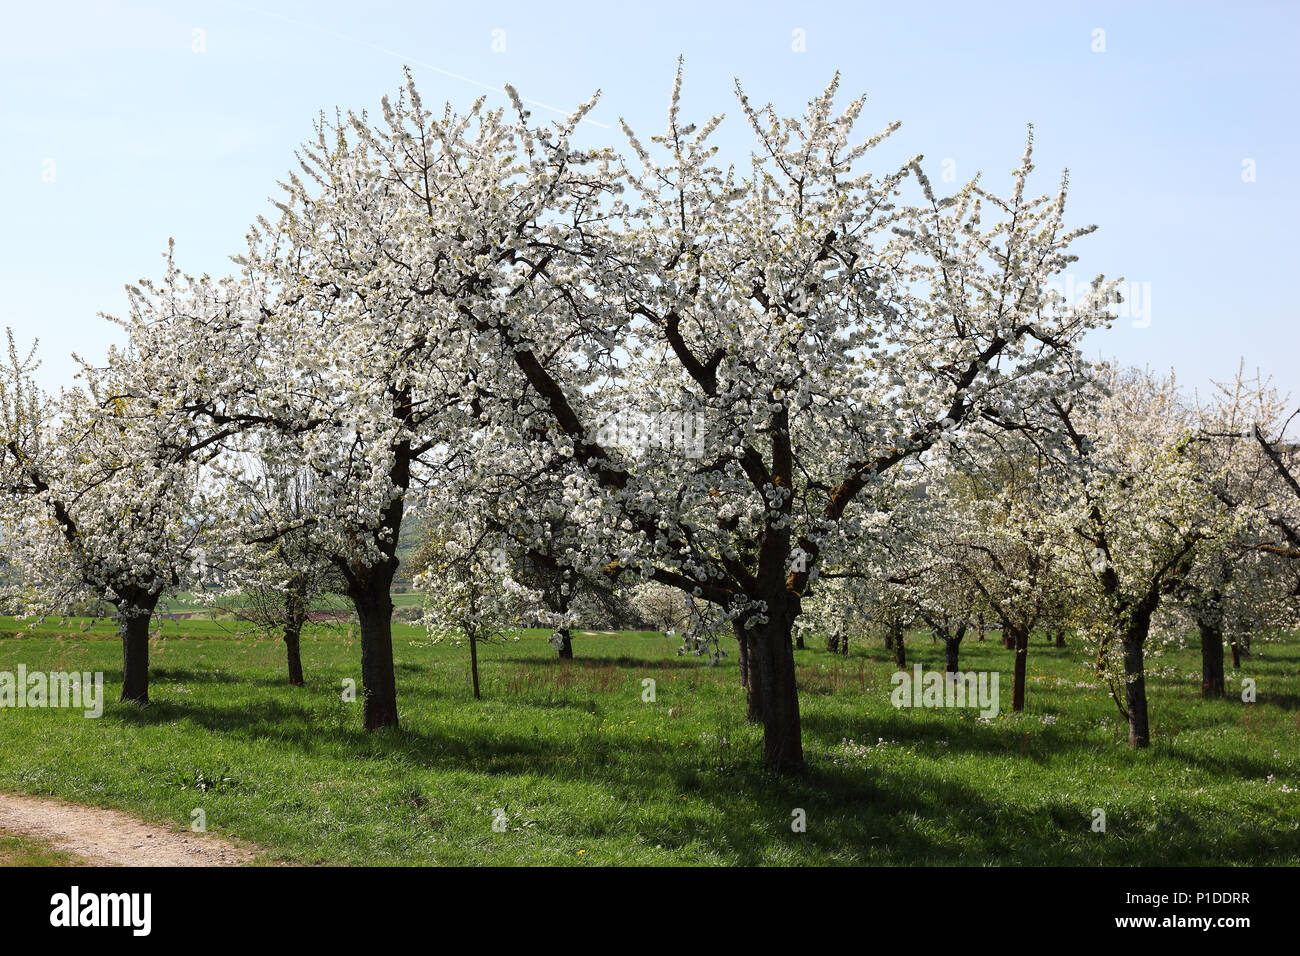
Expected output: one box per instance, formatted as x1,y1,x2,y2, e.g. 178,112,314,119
0,615,1296,865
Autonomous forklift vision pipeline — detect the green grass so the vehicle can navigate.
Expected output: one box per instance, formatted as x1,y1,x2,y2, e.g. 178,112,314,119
0,830,87,866
0,617,1296,865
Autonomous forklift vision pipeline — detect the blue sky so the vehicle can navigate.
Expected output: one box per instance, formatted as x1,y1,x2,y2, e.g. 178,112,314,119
2,0,1297,402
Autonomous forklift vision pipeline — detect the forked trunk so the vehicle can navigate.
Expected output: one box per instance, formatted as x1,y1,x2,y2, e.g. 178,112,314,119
1230,638,1243,669
555,626,574,660
944,625,965,674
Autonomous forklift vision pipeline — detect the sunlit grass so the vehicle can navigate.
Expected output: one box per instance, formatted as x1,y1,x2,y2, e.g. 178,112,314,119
0,617,1296,865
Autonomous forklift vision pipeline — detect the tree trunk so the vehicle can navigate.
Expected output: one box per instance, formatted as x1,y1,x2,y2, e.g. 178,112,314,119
891,623,906,668
1054,628,1067,648
734,622,763,724
1123,631,1150,747
795,630,805,650
554,575,574,659
1198,621,1226,698
342,433,410,730
284,627,305,686
119,612,152,704
469,631,481,700
825,631,840,654
284,576,307,685
840,631,849,657
1009,625,1029,712
351,579,399,730
749,616,802,772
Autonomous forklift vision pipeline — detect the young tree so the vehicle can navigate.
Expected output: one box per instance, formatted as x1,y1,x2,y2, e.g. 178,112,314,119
0,319,212,703
214,458,348,686
414,511,541,700
933,451,1069,711
1052,366,1243,746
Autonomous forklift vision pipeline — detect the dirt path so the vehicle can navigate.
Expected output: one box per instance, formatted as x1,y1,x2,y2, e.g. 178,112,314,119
0,791,260,866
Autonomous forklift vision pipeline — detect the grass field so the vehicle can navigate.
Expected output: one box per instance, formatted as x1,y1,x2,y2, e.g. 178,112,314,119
0,830,86,866
1,616,1297,865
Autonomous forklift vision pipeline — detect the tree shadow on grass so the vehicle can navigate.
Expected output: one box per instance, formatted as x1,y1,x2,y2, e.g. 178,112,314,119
99,689,1300,864
149,666,304,689
494,655,722,671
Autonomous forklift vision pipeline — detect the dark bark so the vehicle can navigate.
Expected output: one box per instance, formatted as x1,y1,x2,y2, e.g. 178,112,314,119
795,630,805,650
943,626,965,674
944,638,960,673
891,623,906,668
825,631,840,654
284,576,307,686
350,571,399,730
1198,621,1226,698
555,627,573,660
284,627,305,686
336,425,411,730
839,632,849,657
1009,625,1029,712
119,612,152,704
1123,631,1150,747
1229,633,1249,667
1054,628,1067,648
748,615,802,772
